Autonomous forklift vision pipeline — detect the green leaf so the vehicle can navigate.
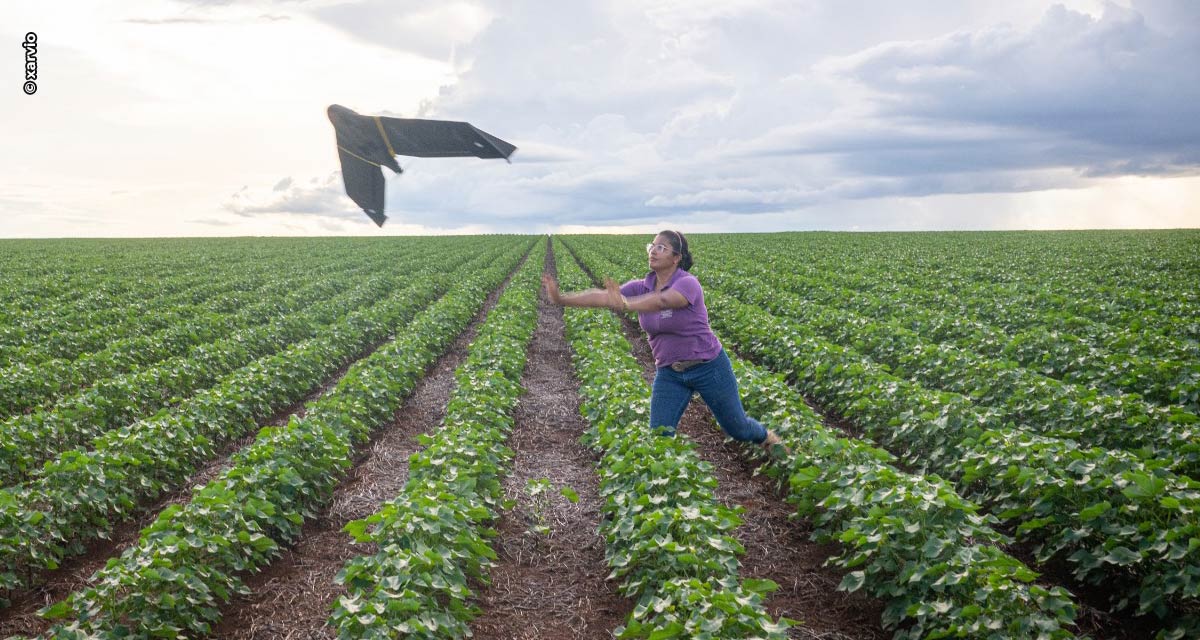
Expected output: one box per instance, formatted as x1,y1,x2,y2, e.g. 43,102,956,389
1121,472,1167,500
560,486,580,503
39,600,74,620
343,518,369,541
839,571,866,592
1102,546,1142,566
741,578,779,595
647,622,685,639
1079,501,1111,521
791,465,822,488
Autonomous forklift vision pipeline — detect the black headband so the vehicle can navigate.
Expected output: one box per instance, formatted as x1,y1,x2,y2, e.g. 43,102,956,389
668,230,685,254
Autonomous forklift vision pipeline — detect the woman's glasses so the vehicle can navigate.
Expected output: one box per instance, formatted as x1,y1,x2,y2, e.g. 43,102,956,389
646,243,675,255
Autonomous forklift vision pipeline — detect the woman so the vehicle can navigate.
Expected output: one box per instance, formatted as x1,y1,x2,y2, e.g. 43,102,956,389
543,230,786,454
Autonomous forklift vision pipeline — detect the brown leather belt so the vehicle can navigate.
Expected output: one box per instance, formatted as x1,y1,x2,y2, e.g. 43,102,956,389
670,358,709,373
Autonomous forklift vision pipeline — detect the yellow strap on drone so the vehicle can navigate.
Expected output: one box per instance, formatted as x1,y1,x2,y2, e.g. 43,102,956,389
337,145,380,167
373,116,397,157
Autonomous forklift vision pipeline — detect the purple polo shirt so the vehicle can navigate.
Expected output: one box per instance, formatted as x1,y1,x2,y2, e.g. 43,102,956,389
620,269,722,368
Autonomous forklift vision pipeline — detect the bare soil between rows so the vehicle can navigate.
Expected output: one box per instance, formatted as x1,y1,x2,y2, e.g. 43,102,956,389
469,246,631,639
208,259,525,639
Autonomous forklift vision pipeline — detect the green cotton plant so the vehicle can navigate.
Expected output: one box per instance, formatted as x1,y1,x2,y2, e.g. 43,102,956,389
334,488,497,640
618,577,788,640
14,245,376,363
704,253,1197,416
0,263,470,595
596,437,743,597
520,476,582,537
0,259,280,400
523,478,553,535
0,268,353,427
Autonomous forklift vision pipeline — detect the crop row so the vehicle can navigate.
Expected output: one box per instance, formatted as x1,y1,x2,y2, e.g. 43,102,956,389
555,239,791,639
34,239,533,637
704,243,1200,413
735,356,1080,638
0,238,265,319
711,234,1199,368
700,287,1200,639
331,239,543,639
564,237,1082,639
0,243,512,598
0,241,457,469
0,266,420,486
784,231,1198,343
0,266,269,370
699,267,1200,478
0,238,466,372
0,256,381,419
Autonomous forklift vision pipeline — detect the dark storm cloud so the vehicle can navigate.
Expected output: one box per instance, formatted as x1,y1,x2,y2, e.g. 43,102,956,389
812,2,1200,178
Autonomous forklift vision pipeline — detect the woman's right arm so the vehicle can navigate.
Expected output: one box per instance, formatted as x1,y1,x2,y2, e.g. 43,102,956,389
543,274,623,310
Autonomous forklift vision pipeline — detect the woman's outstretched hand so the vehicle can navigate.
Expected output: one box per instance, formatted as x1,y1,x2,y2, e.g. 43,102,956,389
542,274,562,304
543,273,625,312
603,277,624,312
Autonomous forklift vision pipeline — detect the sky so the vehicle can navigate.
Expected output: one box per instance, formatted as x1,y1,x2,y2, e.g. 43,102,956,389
2,0,1198,237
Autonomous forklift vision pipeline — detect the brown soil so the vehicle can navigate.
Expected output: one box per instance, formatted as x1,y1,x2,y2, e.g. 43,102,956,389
469,244,632,639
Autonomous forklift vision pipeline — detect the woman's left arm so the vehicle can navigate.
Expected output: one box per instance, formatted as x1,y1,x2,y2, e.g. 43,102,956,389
619,288,688,312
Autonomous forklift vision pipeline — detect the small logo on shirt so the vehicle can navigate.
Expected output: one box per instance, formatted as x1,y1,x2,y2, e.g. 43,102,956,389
659,309,673,319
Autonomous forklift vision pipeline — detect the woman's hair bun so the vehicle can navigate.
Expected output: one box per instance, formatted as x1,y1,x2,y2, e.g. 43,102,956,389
661,229,693,271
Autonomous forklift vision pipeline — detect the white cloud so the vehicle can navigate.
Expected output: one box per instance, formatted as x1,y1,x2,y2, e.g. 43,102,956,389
226,173,355,218
312,1,493,62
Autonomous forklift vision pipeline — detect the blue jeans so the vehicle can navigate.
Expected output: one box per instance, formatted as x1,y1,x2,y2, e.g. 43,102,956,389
649,349,768,443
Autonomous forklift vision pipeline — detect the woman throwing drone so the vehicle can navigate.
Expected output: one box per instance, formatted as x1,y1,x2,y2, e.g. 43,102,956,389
543,230,786,454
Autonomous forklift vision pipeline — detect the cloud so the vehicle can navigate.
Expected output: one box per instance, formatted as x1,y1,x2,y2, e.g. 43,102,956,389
187,216,238,227
311,1,493,61
125,13,292,23
814,2,1200,178
224,173,365,223
125,16,217,24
